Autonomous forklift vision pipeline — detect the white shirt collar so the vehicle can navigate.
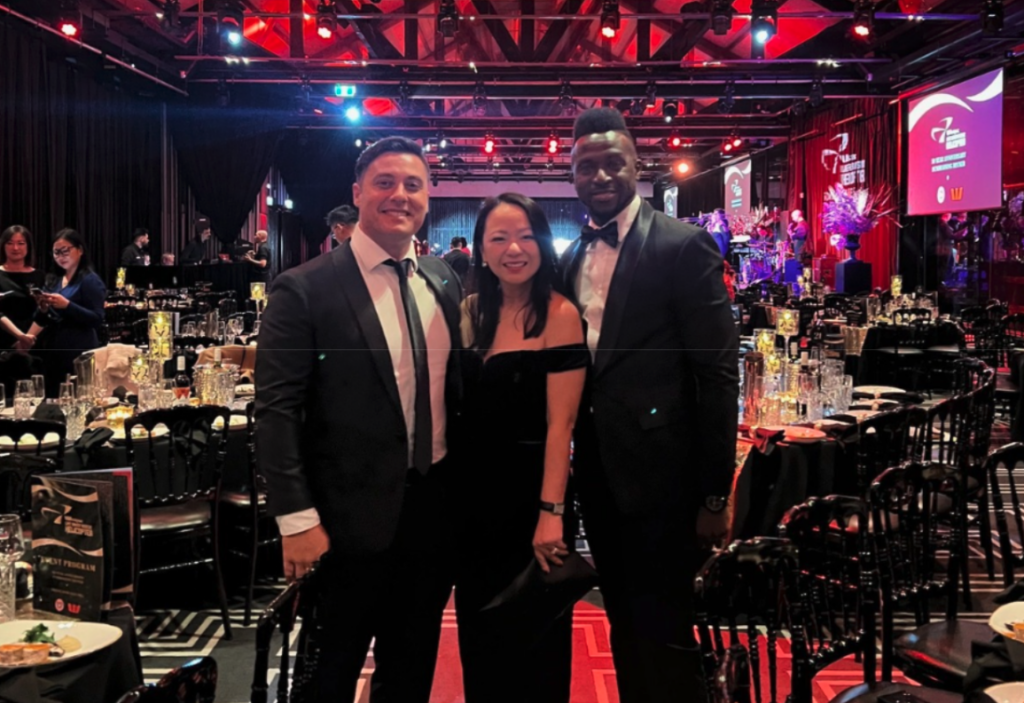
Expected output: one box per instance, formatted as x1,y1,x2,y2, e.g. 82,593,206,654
587,194,642,244
349,225,419,274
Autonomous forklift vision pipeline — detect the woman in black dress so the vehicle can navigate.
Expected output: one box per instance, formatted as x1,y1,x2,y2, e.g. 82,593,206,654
456,193,587,703
0,226,45,349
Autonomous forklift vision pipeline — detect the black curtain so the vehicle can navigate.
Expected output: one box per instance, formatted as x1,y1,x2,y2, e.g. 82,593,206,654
276,130,363,251
171,106,282,248
0,19,162,283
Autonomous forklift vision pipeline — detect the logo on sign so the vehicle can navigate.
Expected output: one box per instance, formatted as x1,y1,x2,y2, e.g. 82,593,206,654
937,186,946,204
55,599,64,613
930,117,966,150
951,187,964,201
820,133,866,186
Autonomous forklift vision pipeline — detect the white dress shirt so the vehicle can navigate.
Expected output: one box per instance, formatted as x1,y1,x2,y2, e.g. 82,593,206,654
575,195,643,357
277,227,452,536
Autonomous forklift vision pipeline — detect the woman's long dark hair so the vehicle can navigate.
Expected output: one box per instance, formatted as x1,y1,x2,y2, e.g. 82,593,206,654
469,193,561,353
0,225,33,267
49,228,94,287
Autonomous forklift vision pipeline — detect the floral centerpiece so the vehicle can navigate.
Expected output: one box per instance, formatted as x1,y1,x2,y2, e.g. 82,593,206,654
822,184,897,259
995,192,1024,258
733,205,776,239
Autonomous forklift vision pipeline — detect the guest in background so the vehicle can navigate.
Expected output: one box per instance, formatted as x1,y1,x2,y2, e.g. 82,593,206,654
246,230,271,282
326,205,359,248
120,228,150,266
181,226,211,264
788,209,809,262
706,209,731,259
20,229,105,396
936,212,955,284
456,194,586,703
442,236,471,281
0,226,45,349
161,252,175,266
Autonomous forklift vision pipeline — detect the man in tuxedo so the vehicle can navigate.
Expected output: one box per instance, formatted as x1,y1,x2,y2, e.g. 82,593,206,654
255,136,463,702
564,108,738,703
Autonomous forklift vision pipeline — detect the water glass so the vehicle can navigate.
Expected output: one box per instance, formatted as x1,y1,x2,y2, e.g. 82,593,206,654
65,401,88,442
183,322,196,336
138,384,158,412
14,381,33,420
0,515,23,622
30,375,44,404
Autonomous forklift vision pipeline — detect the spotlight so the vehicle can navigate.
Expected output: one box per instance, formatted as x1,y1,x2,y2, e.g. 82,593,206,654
473,82,487,115
982,0,1003,33
600,1,620,39
483,133,496,155
851,0,874,38
161,0,181,31
732,137,743,148
809,78,824,107
629,100,646,116
438,132,449,150
662,99,679,123
750,0,777,44
666,132,684,150
723,141,734,152
546,132,560,155
719,81,736,114
57,1,80,37
316,0,336,39
397,81,414,113
284,198,294,210
218,0,245,47
355,138,363,148
645,81,657,110
560,81,575,114
710,0,734,35
674,161,691,176
345,105,361,122
431,174,439,188
438,0,459,38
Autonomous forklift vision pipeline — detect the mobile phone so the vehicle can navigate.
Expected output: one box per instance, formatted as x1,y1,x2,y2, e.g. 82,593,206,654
28,286,42,297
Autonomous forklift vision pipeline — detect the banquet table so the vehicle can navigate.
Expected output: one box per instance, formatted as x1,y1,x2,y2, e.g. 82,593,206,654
121,263,251,301
0,603,141,703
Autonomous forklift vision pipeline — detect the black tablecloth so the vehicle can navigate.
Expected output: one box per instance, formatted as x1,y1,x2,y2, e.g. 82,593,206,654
0,606,141,703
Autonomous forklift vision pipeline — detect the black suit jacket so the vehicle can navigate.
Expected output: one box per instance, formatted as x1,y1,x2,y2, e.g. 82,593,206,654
563,200,739,516
255,243,463,555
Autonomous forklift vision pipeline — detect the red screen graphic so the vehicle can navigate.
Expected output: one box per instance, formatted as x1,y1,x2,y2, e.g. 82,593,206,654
906,69,1004,216
724,160,751,218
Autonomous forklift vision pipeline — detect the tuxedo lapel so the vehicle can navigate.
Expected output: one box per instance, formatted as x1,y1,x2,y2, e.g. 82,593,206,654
332,244,403,416
416,262,461,351
594,201,654,377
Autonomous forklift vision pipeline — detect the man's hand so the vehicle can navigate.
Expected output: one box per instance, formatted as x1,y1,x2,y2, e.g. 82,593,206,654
282,523,330,582
696,504,733,550
532,513,568,574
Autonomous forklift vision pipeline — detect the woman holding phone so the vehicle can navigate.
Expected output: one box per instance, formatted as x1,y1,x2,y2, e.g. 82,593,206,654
20,229,105,396
0,226,45,349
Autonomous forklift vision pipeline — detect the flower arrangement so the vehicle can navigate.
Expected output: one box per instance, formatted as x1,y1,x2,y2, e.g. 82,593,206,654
734,205,776,238
995,192,1024,254
822,184,897,256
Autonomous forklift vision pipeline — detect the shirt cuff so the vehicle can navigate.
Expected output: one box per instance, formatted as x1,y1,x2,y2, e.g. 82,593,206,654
276,508,321,536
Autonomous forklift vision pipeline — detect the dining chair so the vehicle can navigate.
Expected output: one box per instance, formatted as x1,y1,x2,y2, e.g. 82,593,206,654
116,656,217,703
987,443,1024,587
0,419,66,472
124,405,233,640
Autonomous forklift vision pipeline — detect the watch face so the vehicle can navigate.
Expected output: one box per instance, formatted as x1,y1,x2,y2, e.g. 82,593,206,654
705,496,726,512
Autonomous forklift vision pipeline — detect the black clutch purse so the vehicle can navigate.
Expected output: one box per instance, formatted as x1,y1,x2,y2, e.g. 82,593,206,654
479,552,598,645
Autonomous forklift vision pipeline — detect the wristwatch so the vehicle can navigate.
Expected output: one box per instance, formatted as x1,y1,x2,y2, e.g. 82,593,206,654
704,496,728,513
539,501,565,516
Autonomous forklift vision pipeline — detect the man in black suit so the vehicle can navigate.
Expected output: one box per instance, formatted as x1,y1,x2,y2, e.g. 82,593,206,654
255,137,462,702
120,228,149,266
564,108,738,703
441,236,470,281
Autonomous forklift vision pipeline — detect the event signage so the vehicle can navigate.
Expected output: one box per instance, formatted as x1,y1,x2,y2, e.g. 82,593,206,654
723,160,751,218
820,133,866,187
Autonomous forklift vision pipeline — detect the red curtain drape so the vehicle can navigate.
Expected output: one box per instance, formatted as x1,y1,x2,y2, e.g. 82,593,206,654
787,100,899,289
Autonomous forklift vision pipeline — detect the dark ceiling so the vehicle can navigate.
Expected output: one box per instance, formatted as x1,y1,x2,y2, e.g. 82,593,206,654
3,0,1022,181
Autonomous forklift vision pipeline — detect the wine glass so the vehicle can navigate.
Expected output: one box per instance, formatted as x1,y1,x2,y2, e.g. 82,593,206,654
14,380,33,419
30,375,45,406
0,515,23,622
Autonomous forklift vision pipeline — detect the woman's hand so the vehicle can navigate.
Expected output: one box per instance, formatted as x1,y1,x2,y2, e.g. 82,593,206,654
14,334,35,352
43,293,69,310
532,512,568,574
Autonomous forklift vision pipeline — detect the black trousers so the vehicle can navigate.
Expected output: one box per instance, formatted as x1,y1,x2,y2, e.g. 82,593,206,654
580,475,709,703
312,469,454,703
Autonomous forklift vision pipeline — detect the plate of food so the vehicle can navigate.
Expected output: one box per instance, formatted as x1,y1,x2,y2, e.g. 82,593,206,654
0,433,62,451
234,384,255,397
783,427,827,444
212,415,248,431
985,683,1024,703
853,386,906,398
0,621,122,668
107,425,171,443
989,602,1024,639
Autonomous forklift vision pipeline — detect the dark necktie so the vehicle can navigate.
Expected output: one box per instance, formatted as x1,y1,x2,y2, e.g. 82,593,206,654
385,259,432,475
580,221,619,249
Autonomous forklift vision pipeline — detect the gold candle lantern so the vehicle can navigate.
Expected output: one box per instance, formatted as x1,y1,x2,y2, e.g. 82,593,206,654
765,351,782,376
148,311,172,361
250,282,266,303
116,268,126,290
803,267,812,282
125,283,135,297
755,329,776,355
106,404,135,431
776,309,799,339
891,275,903,297
129,353,150,385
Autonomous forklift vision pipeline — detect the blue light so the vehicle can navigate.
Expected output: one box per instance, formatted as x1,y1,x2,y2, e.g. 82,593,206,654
334,84,357,98
226,29,242,45
754,28,769,43
345,106,361,122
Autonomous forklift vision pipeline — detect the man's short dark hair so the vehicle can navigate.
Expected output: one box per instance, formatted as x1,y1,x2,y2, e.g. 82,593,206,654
450,236,466,249
133,227,149,240
326,205,359,227
354,136,430,183
572,107,635,143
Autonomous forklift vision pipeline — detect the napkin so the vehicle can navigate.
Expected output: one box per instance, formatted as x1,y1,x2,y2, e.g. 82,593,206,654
30,403,65,423
72,427,114,470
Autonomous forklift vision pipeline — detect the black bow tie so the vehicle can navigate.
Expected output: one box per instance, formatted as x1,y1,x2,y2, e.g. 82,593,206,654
581,222,619,248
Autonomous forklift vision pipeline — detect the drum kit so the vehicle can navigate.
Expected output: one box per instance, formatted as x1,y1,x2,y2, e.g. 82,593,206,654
733,230,791,286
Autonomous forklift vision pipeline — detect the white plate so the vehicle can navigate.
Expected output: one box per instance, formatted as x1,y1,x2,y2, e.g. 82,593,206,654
814,419,853,430
844,410,880,421
235,384,254,397
108,426,171,443
0,408,12,417
0,620,122,668
0,433,62,451
989,602,1024,638
784,427,827,444
853,385,906,398
985,683,1024,703
212,415,248,431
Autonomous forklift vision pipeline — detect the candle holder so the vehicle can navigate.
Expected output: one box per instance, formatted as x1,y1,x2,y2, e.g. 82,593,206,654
250,282,266,321
775,309,799,360
148,312,172,361
754,328,776,356
891,275,903,297
129,353,150,385
803,266,812,283
105,404,135,432
116,268,126,291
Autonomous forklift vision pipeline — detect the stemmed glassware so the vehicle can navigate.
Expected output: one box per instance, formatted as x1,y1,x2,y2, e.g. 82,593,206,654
0,515,24,622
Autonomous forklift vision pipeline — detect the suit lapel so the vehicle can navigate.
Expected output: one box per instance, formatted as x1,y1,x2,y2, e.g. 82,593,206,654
594,201,654,377
332,244,403,416
417,261,461,351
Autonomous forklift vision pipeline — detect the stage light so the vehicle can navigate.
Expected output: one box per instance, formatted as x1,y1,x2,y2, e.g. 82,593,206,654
674,161,691,176
667,132,683,150
345,105,361,122
334,84,356,97
57,0,80,38
750,0,777,43
560,82,575,115
483,134,496,155
809,78,824,107
982,0,1003,33
710,0,734,35
266,196,274,207
59,20,79,37
218,0,245,47
160,0,181,31
438,0,458,38
600,1,620,39
628,100,646,116
723,142,733,152
547,133,560,155
732,137,743,148
354,138,363,148
851,0,874,38
316,0,336,39
473,82,487,115
284,199,294,210
645,81,657,110
719,81,736,114
437,132,448,150
662,99,679,123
